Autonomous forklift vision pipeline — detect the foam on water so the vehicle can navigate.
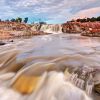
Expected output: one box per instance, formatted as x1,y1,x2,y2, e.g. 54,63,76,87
0,34,100,100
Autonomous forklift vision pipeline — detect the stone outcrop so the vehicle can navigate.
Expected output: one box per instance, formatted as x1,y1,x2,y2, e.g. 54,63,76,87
62,21,100,37
80,22,100,37
0,21,31,39
0,30,13,39
0,22,50,39
62,22,82,33
0,21,31,31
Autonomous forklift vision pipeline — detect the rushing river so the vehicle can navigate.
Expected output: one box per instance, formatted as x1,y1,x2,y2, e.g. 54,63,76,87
0,33,100,100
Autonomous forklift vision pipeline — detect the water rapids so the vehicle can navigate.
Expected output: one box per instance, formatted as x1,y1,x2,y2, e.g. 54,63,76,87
0,34,100,100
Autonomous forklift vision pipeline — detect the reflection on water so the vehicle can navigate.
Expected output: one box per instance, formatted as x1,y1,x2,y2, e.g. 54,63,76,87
0,33,100,100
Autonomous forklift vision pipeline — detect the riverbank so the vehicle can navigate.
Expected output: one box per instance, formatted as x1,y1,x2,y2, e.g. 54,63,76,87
0,21,100,44
0,21,52,41
62,22,100,37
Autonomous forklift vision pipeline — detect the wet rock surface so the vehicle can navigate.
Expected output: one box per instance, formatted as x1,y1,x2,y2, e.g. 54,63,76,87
0,41,6,45
62,22,100,37
94,84,100,94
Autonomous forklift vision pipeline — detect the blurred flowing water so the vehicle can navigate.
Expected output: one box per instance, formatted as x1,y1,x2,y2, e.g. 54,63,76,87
0,33,100,100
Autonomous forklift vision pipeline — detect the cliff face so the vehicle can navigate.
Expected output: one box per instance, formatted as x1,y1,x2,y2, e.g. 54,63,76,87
62,22,100,37
0,30,13,39
0,21,32,39
80,22,100,37
62,22,82,33
0,22,49,39
0,21,31,31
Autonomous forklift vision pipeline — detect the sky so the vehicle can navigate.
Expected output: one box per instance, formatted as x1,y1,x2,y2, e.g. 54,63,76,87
0,0,100,24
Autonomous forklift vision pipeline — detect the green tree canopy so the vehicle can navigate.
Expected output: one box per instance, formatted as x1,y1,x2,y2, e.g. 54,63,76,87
11,18,16,22
24,17,28,23
97,16,100,21
75,16,100,22
16,17,22,23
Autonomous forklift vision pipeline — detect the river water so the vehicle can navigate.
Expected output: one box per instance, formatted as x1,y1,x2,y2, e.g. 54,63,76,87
0,33,100,100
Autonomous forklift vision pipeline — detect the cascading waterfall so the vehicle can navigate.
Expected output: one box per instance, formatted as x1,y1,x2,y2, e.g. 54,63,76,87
31,24,42,31
40,24,62,33
31,24,63,33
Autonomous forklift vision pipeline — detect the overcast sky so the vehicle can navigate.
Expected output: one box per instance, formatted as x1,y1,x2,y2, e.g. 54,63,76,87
0,0,100,23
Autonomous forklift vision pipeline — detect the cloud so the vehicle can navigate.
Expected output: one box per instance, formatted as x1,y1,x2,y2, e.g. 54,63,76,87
0,0,99,23
73,7,100,19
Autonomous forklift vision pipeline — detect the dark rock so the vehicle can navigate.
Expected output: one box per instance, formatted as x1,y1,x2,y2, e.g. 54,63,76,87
9,40,14,42
0,41,6,45
94,84,100,94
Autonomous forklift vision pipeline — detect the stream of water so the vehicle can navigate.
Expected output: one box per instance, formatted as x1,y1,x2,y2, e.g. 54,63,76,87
0,33,100,100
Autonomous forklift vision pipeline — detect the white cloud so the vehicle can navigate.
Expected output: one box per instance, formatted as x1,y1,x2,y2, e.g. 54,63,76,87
73,7,100,19
0,0,99,23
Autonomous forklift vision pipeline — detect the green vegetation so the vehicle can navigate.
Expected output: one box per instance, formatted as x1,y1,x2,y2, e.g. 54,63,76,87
75,16,100,22
39,22,47,24
4,17,29,23
15,17,22,23
11,18,16,22
24,17,28,23
0,17,47,24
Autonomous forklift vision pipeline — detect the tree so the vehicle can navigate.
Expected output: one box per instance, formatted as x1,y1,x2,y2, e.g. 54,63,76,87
76,19,81,22
75,16,100,22
11,18,16,22
5,19,10,22
90,17,97,22
16,17,22,23
24,17,28,23
76,18,87,22
81,18,87,22
86,18,91,22
97,16,100,21
39,21,47,24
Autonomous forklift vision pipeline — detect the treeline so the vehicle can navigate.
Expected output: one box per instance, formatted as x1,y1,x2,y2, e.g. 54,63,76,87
0,17,28,23
0,17,47,24
72,16,100,22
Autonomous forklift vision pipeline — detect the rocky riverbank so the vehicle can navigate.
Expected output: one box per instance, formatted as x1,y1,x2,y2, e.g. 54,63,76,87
62,22,82,33
81,22,100,37
62,22,100,37
0,21,51,40
0,21,100,40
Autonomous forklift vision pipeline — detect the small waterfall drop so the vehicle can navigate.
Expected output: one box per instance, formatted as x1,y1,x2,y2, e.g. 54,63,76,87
40,24,62,33
31,24,63,33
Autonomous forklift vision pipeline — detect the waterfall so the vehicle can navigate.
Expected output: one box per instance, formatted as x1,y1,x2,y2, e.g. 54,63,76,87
31,24,41,31
40,24,62,33
31,24,63,33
